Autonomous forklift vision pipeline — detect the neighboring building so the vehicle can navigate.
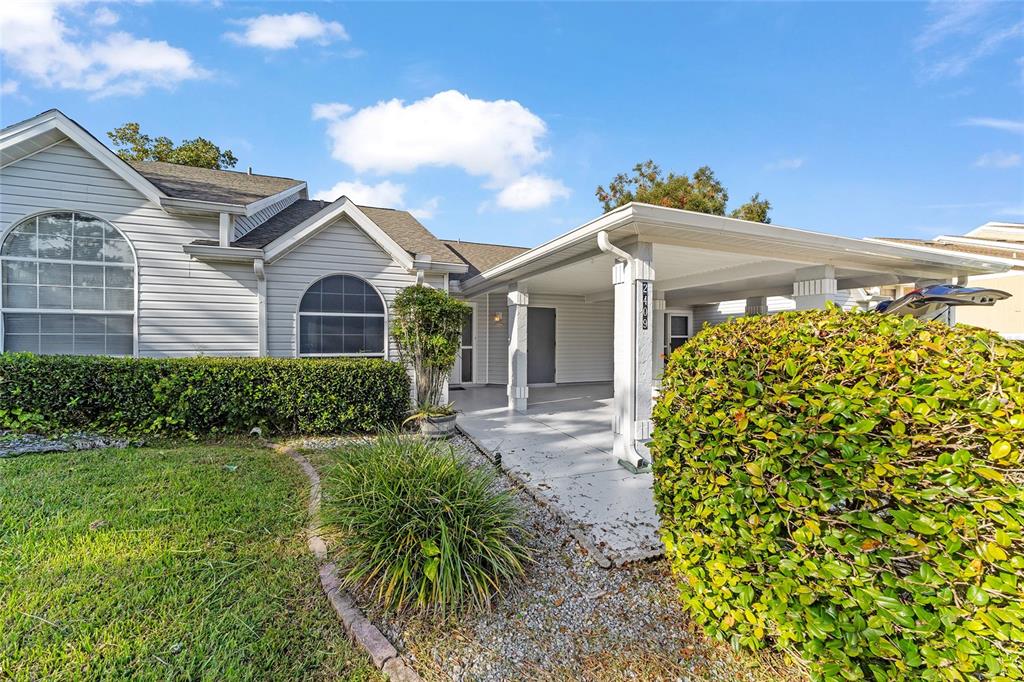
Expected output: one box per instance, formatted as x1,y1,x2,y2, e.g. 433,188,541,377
0,109,1010,470
871,222,1024,339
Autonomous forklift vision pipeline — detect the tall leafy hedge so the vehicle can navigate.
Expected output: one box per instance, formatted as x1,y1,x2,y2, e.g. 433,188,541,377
0,354,409,435
651,307,1023,681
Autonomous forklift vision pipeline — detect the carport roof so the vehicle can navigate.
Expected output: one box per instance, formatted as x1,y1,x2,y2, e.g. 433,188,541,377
458,203,1010,300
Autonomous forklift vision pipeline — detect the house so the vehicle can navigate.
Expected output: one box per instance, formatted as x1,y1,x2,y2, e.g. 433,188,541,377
870,223,1024,339
0,109,1010,474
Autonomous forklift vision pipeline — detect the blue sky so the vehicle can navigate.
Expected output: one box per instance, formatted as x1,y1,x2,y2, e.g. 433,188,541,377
1,1,1022,247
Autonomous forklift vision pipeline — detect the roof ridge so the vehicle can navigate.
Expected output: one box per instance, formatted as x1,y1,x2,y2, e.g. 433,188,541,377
442,238,530,249
129,158,302,183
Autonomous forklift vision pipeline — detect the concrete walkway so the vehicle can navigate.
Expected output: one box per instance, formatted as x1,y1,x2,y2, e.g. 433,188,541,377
452,383,662,565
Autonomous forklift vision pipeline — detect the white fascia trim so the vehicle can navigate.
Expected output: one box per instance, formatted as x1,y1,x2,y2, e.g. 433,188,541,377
0,110,166,206
459,205,638,295
244,183,307,217
461,203,1008,297
161,196,248,215
183,243,265,262
413,258,469,274
865,238,1022,268
262,196,414,269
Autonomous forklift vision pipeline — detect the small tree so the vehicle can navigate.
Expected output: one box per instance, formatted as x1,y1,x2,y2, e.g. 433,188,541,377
391,285,470,415
107,122,239,170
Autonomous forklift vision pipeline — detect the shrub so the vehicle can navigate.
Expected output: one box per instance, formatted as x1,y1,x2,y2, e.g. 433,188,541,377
651,307,1024,681
391,285,470,414
321,433,531,615
0,354,409,435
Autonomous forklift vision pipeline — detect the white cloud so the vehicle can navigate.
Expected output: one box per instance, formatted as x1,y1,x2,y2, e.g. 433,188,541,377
974,151,1022,168
997,205,1024,217
313,90,567,211
312,179,442,221
409,197,440,220
226,12,348,50
1,80,19,95
0,0,205,96
312,102,353,121
495,175,570,211
91,7,118,27
915,2,1023,80
963,117,1024,135
765,157,805,171
312,179,406,206
313,90,551,184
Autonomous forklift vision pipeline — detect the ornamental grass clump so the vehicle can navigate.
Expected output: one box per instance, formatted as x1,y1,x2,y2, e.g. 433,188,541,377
322,434,531,615
651,305,1023,681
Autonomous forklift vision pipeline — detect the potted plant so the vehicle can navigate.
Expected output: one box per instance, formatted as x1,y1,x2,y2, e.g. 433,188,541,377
391,285,470,438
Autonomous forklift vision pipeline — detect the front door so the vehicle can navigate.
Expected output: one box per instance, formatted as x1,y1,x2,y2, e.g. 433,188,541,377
527,307,556,384
451,307,474,385
665,313,691,357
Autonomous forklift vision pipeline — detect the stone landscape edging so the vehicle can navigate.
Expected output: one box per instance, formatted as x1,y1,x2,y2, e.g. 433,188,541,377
271,442,422,682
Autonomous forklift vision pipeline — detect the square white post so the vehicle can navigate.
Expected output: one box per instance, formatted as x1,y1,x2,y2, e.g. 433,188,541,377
793,265,840,310
612,241,655,473
745,295,768,316
653,292,666,383
507,284,529,412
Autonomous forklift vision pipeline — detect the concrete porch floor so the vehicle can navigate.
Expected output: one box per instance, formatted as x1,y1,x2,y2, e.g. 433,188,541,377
451,383,663,564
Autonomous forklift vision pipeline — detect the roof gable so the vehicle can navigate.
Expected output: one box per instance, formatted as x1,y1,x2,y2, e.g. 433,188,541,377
1,109,165,205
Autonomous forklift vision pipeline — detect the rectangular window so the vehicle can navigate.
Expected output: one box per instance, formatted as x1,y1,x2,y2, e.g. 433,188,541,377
3,313,134,356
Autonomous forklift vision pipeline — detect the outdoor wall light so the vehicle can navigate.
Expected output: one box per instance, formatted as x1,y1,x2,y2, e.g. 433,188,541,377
493,312,503,323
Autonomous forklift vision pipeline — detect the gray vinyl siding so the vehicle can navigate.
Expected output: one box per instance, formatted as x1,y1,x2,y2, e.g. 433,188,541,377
234,192,299,239
264,215,420,357
473,292,613,385
0,140,259,357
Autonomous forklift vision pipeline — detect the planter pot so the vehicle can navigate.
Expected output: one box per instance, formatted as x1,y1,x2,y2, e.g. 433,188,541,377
420,413,457,439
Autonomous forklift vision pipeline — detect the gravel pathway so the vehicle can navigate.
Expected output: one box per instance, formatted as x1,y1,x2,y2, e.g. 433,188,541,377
298,434,800,682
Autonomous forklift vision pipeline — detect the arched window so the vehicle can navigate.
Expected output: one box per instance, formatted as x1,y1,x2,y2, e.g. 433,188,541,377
298,274,386,357
1,211,135,356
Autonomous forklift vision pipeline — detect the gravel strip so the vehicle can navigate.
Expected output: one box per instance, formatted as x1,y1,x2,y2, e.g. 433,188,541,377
0,431,135,458
299,434,801,682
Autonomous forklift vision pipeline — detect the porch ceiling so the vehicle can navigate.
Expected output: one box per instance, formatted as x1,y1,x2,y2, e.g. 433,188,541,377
459,203,1009,300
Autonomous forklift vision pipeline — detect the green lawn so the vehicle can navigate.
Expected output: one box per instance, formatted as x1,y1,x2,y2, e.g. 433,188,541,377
0,443,380,681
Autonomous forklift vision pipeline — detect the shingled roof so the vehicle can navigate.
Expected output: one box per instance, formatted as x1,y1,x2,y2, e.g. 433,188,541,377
129,160,303,205
874,237,1023,263
441,239,531,278
232,199,463,265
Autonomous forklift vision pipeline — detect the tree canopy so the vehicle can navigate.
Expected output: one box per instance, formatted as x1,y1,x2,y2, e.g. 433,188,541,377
107,122,238,170
596,160,772,223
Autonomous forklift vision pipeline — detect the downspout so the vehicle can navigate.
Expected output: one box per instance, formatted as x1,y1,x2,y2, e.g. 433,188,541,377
254,258,267,357
597,230,650,471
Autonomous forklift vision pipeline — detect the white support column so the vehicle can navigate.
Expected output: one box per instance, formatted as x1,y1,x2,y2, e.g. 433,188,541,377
507,284,529,412
612,241,655,473
745,295,768,316
653,292,667,384
793,265,840,310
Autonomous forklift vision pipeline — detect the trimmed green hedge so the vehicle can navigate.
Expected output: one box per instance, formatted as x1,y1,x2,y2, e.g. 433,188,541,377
0,354,409,435
652,307,1024,681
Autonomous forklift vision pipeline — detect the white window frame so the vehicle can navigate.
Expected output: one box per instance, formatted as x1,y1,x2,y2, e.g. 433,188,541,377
294,273,388,359
0,210,139,357
451,301,477,385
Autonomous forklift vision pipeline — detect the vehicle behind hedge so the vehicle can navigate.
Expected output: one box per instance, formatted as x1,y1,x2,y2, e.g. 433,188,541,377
0,354,409,435
651,306,1023,681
